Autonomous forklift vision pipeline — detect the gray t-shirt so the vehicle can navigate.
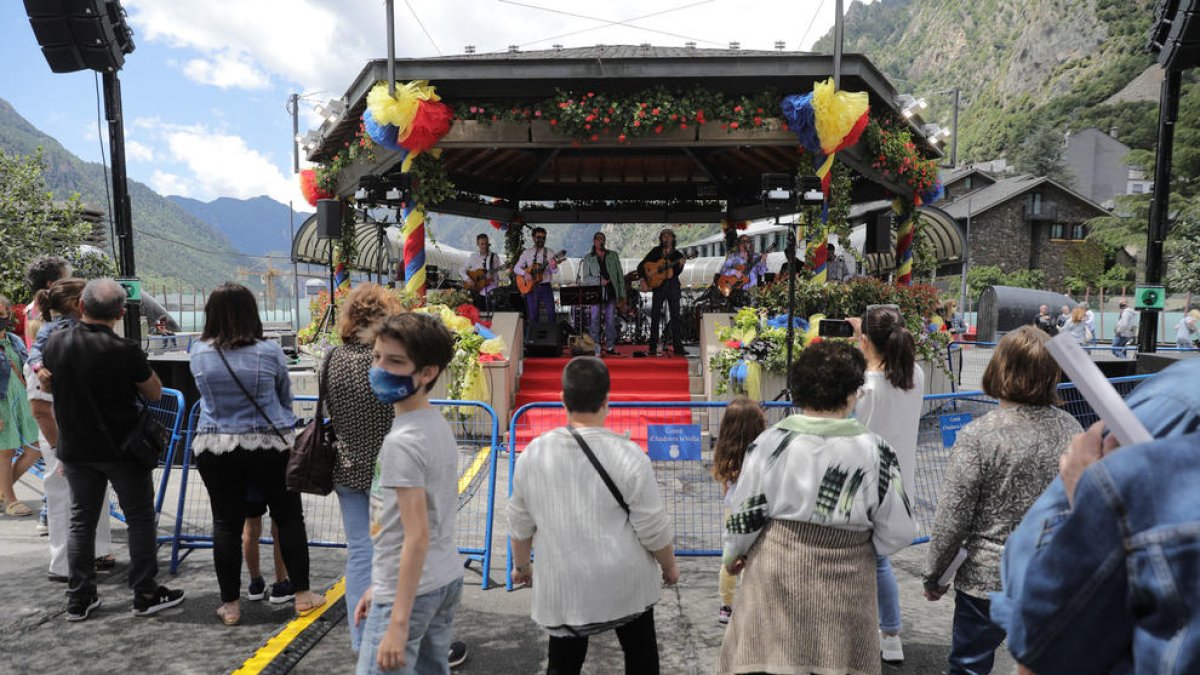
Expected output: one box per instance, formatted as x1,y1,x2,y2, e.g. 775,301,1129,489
370,406,463,600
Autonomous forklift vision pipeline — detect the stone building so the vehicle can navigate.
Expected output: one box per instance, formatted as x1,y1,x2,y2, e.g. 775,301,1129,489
938,172,1111,289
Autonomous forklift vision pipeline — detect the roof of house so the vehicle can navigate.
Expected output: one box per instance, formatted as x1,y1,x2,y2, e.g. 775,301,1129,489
939,166,996,187
427,45,810,61
938,174,1110,219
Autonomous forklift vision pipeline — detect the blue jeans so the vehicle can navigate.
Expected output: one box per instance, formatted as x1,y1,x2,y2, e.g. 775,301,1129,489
1112,334,1131,357
356,577,462,675
589,300,616,350
876,555,902,633
949,590,1006,675
525,283,555,324
336,484,374,652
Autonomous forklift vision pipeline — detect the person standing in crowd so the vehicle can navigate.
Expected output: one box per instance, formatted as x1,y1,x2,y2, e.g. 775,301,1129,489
514,227,559,324
42,278,185,621
1056,305,1070,330
189,283,323,625
639,228,687,357
1082,302,1098,345
581,232,624,357
460,234,501,313
26,278,114,580
922,326,1080,675
943,299,966,337
1059,305,1090,342
354,313,461,675
851,305,925,665
243,509,289,603
508,356,678,675
717,341,916,675
710,396,766,625
1112,299,1136,357
992,356,1200,674
1175,308,1199,348
826,242,852,282
0,295,41,516
1032,305,1057,336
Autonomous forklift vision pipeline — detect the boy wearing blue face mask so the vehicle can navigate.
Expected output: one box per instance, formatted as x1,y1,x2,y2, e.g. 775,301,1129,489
355,312,460,675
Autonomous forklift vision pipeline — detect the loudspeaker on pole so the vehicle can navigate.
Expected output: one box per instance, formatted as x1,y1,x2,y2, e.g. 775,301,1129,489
317,199,342,239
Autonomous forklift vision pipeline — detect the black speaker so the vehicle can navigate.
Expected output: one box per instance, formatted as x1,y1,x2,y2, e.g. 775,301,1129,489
316,199,342,239
866,213,892,254
25,0,134,74
524,321,562,357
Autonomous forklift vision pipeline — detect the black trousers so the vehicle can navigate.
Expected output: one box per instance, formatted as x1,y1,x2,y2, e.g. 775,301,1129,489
546,608,659,675
650,280,683,351
64,460,160,600
196,448,310,602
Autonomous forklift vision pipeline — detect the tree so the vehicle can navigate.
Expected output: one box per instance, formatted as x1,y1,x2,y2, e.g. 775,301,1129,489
0,148,89,302
1063,240,1107,294
1166,210,1200,293
1013,125,1074,186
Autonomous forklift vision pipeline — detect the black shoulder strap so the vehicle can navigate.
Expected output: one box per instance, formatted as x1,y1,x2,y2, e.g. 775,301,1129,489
566,426,630,515
214,346,288,444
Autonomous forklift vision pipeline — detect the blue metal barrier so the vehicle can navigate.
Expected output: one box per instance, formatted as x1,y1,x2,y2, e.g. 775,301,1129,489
504,374,1156,588
161,396,502,589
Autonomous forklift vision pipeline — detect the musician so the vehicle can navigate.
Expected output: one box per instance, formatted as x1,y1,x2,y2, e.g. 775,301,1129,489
514,227,558,323
721,235,768,290
581,232,624,356
639,228,687,357
460,233,501,312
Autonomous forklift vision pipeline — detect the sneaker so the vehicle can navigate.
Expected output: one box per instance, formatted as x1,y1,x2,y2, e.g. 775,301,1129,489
247,576,266,601
448,641,469,669
268,579,295,604
132,586,186,617
36,511,49,536
880,632,904,664
66,594,101,622
717,605,732,624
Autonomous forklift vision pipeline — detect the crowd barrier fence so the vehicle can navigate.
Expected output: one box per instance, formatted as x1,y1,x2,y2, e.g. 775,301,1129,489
504,375,1152,590
155,396,502,590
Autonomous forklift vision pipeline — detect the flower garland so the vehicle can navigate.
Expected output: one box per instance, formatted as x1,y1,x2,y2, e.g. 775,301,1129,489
862,114,943,204
451,86,779,142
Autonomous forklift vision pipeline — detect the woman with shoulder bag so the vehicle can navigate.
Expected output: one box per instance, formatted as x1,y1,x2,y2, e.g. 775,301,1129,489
189,283,324,626
322,283,402,652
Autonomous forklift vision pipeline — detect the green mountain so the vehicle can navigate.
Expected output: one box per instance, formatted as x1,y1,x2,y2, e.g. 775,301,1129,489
814,0,1165,160
0,96,242,290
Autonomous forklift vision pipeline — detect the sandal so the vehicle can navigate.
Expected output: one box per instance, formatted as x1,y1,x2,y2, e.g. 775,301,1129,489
295,592,326,617
5,500,33,517
94,554,116,570
217,604,241,626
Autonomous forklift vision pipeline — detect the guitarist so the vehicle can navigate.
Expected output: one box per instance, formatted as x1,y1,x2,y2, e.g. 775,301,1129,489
580,231,624,356
514,227,559,323
639,229,687,357
460,233,501,312
719,235,768,307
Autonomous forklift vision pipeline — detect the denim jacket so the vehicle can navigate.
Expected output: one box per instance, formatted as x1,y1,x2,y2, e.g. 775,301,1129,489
993,358,1200,674
28,317,74,369
189,339,296,434
0,332,28,399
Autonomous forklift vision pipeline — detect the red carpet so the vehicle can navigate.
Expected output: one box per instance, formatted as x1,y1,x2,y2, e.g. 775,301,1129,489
513,346,692,452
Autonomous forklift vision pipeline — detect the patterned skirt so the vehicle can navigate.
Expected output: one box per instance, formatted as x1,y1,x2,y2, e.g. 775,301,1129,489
715,519,879,675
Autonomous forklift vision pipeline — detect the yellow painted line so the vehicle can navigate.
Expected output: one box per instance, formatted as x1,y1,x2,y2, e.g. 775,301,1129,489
231,578,346,675
457,445,492,495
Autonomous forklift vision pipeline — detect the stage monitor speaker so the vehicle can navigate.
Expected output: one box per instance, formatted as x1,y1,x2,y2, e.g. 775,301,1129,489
25,0,134,74
316,199,342,239
524,321,561,357
866,213,892,254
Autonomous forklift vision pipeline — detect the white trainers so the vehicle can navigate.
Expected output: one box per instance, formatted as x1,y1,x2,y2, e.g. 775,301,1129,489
880,632,904,664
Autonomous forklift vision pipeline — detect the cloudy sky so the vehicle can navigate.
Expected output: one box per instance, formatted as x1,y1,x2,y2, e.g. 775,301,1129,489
1,1,857,206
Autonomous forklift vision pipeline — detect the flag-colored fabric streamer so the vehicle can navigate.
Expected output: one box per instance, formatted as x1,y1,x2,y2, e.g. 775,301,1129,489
366,80,440,138
363,109,403,152
401,203,427,298
893,199,915,286
333,247,350,293
401,101,454,153
810,227,828,284
299,169,332,207
781,79,870,198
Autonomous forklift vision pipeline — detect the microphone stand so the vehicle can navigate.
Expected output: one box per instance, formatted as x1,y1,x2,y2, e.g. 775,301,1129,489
774,211,802,404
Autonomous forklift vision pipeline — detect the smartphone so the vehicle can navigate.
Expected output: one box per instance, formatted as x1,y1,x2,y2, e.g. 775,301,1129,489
818,318,855,338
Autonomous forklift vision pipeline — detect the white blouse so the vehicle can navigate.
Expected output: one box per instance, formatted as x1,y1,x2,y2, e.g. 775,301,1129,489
507,426,674,629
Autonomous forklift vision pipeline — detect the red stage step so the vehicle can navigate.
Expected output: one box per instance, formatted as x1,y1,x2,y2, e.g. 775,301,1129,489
513,350,692,452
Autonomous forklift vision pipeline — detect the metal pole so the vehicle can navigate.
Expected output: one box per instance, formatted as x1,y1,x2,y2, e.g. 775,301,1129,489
290,200,301,330
103,71,140,341
958,197,972,324
832,0,844,89
950,88,960,168
386,0,397,97
1137,68,1181,354
289,93,299,174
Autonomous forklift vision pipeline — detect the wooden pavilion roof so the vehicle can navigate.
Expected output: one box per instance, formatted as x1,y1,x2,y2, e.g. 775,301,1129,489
306,46,941,223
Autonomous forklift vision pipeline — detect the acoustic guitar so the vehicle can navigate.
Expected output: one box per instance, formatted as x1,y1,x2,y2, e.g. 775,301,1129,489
716,244,776,297
638,250,698,291
516,249,567,295
463,263,511,293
